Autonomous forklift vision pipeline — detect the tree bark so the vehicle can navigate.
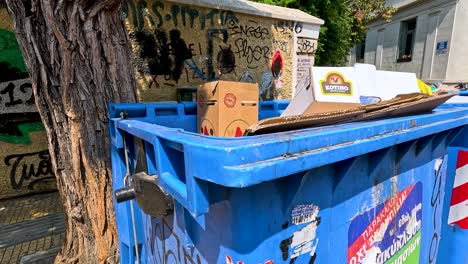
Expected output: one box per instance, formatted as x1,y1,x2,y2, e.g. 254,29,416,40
4,0,136,263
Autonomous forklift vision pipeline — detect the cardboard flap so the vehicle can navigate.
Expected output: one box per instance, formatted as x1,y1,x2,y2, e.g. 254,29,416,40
358,92,455,121
245,106,365,136
246,92,455,136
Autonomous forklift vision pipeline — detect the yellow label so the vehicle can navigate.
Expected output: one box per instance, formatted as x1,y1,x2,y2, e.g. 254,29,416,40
320,71,353,96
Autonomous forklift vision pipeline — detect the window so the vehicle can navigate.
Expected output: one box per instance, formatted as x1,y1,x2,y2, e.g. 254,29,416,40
398,18,417,62
356,42,366,63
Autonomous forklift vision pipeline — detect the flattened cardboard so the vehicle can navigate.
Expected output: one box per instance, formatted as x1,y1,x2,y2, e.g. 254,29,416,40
245,106,365,136
197,81,258,137
357,92,455,121
304,102,361,114
246,92,455,136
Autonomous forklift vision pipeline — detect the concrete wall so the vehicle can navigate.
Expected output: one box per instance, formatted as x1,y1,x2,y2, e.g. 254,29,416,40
0,5,56,199
446,0,468,82
124,0,321,101
356,0,457,82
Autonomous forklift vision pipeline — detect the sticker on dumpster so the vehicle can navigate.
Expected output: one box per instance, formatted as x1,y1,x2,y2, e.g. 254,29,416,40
225,256,273,264
448,150,468,229
348,182,422,264
292,204,320,225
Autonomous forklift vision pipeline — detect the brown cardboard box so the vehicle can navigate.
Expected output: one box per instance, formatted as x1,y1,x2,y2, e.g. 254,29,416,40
197,81,258,137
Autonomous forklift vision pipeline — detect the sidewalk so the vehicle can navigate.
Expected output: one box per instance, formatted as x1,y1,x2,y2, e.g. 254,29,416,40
0,192,65,264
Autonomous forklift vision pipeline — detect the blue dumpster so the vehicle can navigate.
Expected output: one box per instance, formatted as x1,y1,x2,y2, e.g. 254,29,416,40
110,101,468,264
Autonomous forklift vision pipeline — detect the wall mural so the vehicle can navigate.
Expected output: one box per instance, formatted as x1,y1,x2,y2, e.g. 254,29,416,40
0,4,56,199
124,0,298,101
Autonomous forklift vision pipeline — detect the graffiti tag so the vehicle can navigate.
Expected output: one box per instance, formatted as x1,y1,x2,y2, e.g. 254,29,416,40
0,79,36,114
4,150,55,190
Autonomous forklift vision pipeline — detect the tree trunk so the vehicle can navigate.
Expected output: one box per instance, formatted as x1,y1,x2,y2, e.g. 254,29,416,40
4,0,136,263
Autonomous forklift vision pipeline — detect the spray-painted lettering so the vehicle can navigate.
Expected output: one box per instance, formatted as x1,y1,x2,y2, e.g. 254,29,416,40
4,150,54,190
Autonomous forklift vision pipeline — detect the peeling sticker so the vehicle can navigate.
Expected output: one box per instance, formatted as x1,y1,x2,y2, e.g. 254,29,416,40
291,204,319,225
291,221,319,259
348,182,422,264
280,213,320,263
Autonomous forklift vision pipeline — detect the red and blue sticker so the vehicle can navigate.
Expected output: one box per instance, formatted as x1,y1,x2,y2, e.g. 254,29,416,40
348,182,422,264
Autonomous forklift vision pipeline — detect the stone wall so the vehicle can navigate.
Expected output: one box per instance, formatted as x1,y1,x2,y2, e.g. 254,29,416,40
124,0,320,101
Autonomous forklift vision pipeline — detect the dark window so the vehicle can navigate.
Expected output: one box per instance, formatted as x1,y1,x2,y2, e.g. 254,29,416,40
356,42,366,63
398,18,417,62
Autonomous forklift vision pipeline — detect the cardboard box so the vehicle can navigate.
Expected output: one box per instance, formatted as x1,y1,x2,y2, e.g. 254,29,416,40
197,81,258,137
282,67,360,117
354,63,420,100
283,64,423,117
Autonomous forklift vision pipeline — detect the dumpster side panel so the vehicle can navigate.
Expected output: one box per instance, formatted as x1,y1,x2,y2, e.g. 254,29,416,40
141,143,451,263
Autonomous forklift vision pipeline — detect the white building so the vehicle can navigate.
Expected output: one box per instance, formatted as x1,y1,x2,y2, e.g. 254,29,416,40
349,0,468,83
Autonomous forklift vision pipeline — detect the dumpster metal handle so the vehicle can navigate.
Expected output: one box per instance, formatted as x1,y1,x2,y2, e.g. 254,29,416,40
114,187,136,203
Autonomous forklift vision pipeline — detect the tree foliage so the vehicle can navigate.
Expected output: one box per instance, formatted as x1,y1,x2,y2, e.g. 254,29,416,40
254,0,395,65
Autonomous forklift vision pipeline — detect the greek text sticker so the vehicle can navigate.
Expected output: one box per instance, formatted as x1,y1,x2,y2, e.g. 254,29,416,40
348,182,422,264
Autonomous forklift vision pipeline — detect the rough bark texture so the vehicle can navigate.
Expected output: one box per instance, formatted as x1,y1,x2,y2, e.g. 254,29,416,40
4,0,137,263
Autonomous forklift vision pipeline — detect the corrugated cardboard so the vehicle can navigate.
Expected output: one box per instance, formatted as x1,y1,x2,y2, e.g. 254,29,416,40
246,106,365,136
197,81,258,137
305,102,362,114
246,92,455,136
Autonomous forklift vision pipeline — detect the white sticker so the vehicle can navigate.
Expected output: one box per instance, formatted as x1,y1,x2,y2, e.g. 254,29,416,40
291,204,319,225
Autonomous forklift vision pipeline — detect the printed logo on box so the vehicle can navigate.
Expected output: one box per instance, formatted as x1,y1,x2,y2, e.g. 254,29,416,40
320,72,353,96
348,182,422,264
200,119,215,136
224,93,237,108
224,119,249,137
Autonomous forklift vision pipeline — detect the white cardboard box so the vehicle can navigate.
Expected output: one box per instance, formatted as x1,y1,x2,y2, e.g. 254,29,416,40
311,67,361,103
282,64,420,117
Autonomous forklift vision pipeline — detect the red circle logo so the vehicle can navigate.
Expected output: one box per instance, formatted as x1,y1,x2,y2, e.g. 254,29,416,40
224,93,237,108
198,95,205,108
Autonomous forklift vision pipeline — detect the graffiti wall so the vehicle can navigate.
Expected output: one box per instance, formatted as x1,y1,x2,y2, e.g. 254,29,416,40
124,0,319,101
0,4,56,199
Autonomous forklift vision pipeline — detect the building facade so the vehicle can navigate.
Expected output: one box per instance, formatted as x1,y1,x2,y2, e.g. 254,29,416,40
349,0,467,83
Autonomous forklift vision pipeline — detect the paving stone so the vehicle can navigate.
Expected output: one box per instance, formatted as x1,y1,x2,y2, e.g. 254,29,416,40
0,192,64,264
19,247,60,264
